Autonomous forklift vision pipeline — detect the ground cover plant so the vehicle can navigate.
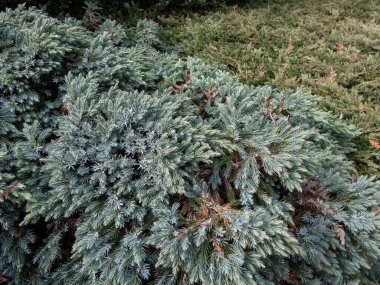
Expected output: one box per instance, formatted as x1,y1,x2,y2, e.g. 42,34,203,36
159,0,380,174
1,5,380,285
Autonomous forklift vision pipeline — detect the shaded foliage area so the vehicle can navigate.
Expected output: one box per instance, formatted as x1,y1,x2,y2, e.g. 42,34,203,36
0,0,248,18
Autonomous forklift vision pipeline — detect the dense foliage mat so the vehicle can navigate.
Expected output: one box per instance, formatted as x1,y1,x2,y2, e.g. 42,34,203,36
1,6,380,285
160,0,380,174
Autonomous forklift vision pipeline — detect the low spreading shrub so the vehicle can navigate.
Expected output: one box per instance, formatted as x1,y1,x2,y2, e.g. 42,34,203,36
1,6,379,285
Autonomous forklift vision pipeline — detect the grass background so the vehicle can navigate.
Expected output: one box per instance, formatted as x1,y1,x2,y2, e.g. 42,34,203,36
158,0,380,174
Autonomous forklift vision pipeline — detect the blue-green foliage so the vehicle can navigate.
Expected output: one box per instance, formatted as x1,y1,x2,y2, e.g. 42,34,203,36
0,6,379,285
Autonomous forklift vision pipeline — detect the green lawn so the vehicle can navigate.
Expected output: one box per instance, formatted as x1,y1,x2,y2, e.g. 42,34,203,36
159,0,380,173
